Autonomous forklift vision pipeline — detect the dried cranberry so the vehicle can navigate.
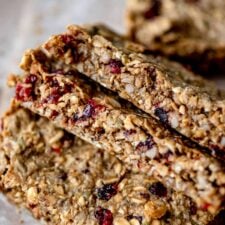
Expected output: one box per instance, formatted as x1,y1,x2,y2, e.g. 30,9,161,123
148,182,167,197
44,91,61,104
95,207,113,225
50,110,59,119
25,74,38,84
61,34,75,44
51,147,61,154
201,203,211,211
60,34,79,62
96,183,118,201
15,83,33,101
64,83,73,93
73,99,105,122
127,215,142,224
154,107,168,124
108,59,123,74
43,81,73,104
144,0,161,19
136,136,155,152
47,77,60,88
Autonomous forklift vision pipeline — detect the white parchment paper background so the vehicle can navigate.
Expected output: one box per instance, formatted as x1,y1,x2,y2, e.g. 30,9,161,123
0,0,224,224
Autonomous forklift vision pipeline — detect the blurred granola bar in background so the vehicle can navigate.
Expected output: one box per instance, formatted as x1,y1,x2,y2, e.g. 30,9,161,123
126,0,225,75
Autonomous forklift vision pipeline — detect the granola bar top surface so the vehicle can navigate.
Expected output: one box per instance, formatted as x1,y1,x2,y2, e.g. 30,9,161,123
18,24,225,158
10,50,225,215
126,0,225,74
0,104,218,225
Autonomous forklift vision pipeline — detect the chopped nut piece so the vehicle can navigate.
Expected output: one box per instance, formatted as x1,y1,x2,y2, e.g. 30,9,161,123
144,200,167,219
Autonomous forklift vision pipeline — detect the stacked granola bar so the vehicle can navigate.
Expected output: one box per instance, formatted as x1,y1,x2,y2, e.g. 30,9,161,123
0,103,217,225
126,0,225,74
0,7,225,225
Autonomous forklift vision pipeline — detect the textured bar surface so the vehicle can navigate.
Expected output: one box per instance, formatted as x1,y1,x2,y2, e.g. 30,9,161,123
19,24,225,158
10,48,225,215
0,104,218,225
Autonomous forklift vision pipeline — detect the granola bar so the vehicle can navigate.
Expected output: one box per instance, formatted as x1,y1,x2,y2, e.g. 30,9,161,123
1,104,219,225
126,0,225,74
18,24,225,158
10,51,225,215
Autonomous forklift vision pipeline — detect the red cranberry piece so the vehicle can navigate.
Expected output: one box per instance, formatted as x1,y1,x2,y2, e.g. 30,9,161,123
64,83,73,93
51,147,61,154
144,0,161,19
154,107,168,124
25,74,38,84
15,83,33,101
60,35,79,62
136,136,155,153
96,183,118,201
148,182,167,197
82,99,105,119
44,91,61,104
108,59,123,74
43,81,73,104
50,110,59,119
61,34,75,44
48,78,60,88
201,203,211,211
95,207,113,225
